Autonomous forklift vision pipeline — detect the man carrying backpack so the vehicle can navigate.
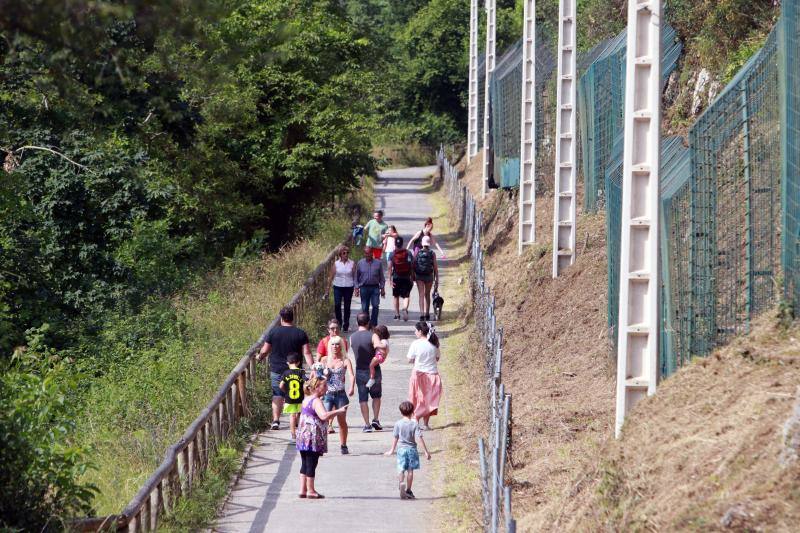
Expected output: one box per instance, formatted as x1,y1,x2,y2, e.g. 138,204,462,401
412,236,438,321
388,236,414,321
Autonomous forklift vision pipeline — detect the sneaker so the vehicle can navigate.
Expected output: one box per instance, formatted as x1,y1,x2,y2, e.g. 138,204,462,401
371,419,383,431
365,378,375,389
270,421,280,430
289,436,296,444
341,445,349,455
405,489,416,499
399,481,408,499
362,425,373,433
419,314,426,321
394,314,400,320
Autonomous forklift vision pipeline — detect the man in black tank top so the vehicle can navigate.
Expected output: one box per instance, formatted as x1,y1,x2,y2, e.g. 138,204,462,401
349,312,383,431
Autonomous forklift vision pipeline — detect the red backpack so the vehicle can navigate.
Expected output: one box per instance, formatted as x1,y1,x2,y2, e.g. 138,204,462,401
392,249,412,278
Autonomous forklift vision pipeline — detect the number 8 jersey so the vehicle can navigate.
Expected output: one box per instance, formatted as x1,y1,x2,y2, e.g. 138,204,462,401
280,368,305,404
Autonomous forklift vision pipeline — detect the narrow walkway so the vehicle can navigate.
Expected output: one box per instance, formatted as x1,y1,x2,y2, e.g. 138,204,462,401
213,166,448,533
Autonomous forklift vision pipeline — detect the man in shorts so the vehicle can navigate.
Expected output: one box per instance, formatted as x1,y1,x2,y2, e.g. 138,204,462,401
257,307,313,430
349,312,383,432
388,236,414,322
363,209,388,260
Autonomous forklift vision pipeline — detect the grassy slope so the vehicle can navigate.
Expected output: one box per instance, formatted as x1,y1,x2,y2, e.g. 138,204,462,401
447,154,800,530
81,185,372,515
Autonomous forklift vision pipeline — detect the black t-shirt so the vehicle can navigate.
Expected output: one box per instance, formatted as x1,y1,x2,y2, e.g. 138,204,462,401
280,368,305,404
350,329,375,371
263,325,309,374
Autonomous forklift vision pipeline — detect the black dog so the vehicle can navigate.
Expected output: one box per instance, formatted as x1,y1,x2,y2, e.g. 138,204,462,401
432,290,445,321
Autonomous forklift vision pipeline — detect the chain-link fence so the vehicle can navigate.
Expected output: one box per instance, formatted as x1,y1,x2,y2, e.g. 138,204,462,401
487,38,555,190
438,148,515,533
592,4,800,375
688,26,781,357
782,1,800,311
578,25,682,213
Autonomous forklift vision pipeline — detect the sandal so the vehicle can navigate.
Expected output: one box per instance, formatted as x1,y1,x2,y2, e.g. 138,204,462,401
298,493,307,498
307,492,325,499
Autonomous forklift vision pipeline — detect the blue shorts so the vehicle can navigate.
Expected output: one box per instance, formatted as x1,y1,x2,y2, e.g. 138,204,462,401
270,372,285,398
396,446,420,472
323,390,349,410
356,368,382,402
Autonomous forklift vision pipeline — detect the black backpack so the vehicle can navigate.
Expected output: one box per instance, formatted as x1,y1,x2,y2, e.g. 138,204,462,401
414,249,434,276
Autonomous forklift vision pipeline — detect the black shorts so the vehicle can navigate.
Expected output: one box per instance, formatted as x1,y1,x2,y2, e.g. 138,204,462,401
392,277,413,298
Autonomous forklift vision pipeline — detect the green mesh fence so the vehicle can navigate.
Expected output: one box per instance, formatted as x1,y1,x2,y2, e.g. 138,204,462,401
488,39,555,189
781,1,800,309
605,136,690,372
579,25,682,212
688,26,781,356
477,53,486,151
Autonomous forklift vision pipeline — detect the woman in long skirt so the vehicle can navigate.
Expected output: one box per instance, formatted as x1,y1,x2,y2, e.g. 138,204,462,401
406,321,442,430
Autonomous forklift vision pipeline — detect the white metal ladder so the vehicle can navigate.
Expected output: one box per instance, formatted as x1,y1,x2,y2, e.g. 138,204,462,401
518,0,536,253
482,0,496,198
551,0,577,274
615,0,662,437
467,0,479,163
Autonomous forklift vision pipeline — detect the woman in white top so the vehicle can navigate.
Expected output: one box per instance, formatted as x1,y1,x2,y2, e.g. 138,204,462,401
406,321,442,430
328,245,356,332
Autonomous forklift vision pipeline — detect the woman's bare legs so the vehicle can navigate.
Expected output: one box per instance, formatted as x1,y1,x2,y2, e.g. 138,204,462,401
299,474,307,496
422,281,433,316
416,281,427,316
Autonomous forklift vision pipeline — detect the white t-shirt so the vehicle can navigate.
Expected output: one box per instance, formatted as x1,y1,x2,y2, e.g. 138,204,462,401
333,259,355,287
406,338,439,374
385,234,396,253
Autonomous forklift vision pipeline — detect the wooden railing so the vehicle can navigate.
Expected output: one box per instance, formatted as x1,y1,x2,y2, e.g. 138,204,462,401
74,242,343,532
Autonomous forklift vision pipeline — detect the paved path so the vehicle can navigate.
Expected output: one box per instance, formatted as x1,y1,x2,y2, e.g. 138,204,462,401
213,166,447,533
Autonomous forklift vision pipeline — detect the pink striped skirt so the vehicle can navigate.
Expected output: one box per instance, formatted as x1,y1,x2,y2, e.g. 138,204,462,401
408,370,442,418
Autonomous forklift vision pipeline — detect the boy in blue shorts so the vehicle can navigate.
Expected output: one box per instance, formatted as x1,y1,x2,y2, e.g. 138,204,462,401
279,353,304,443
384,401,432,499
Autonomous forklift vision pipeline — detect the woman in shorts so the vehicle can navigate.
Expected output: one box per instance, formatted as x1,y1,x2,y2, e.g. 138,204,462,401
320,336,354,454
388,236,414,321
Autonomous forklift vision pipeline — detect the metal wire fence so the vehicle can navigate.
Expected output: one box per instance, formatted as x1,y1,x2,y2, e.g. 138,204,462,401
578,25,682,213
688,26,781,356
782,1,800,311
438,148,515,533
594,5,800,374
488,38,555,190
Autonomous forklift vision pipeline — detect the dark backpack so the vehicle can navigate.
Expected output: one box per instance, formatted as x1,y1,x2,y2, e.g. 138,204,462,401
392,249,412,278
414,249,434,276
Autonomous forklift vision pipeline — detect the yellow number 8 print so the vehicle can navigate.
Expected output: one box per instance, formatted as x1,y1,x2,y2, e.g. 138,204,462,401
289,379,301,400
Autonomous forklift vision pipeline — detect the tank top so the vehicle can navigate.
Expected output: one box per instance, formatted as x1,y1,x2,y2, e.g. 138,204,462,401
385,235,396,253
333,259,355,287
326,364,346,392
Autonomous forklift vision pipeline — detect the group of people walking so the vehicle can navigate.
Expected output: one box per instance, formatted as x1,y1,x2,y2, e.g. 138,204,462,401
255,213,446,500
330,210,446,329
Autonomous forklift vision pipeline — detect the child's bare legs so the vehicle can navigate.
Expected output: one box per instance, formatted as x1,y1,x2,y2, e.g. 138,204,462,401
405,469,414,491
369,356,378,379
290,413,298,438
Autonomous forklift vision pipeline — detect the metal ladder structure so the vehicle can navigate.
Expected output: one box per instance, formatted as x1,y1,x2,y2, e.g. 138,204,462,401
551,0,577,273
482,0,496,198
518,0,536,253
615,0,662,437
467,0,479,163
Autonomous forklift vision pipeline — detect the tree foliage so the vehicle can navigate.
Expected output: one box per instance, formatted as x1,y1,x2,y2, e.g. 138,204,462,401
0,0,378,354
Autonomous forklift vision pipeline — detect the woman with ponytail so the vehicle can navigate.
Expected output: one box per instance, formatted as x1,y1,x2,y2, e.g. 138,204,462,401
406,322,443,430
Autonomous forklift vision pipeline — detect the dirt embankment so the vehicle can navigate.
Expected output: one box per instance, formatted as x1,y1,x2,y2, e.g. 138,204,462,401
453,154,800,531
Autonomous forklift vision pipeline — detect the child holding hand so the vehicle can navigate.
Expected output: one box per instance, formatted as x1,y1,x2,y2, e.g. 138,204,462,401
366,324,390,389
384,401,431,499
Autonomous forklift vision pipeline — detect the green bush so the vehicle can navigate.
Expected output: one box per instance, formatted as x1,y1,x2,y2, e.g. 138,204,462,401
0,336,96,530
